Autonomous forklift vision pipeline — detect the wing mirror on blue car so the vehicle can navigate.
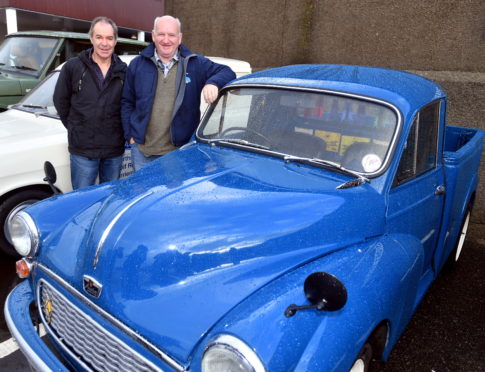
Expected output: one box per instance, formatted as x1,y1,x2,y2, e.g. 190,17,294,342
285,272,347,317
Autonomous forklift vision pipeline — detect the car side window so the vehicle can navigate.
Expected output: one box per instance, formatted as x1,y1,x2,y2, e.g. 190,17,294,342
63,39,91,59
393,101,440,186
46,39,90,73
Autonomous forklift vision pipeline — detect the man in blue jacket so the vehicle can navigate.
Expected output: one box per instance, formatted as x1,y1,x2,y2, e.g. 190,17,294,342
121,15,236,171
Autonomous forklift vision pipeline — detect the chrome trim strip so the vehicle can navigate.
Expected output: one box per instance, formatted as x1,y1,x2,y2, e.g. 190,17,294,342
36,264,184,372
197,84,403,179
93,191,153,267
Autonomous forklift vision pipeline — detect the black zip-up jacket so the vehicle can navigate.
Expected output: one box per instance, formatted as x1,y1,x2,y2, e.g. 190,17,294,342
53,49,127,158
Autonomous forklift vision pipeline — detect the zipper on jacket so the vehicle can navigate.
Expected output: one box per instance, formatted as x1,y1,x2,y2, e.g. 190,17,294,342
169,53,196,145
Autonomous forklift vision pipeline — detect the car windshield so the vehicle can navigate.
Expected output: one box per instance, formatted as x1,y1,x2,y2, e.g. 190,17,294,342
0,36,58,76
198,87,399,175
14,71,59,116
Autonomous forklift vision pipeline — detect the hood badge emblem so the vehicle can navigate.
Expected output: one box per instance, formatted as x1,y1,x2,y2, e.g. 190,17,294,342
83,275,103,298
42,295,53,324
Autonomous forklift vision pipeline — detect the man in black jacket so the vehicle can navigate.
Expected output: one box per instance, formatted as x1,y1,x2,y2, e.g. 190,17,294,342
54,16,127,189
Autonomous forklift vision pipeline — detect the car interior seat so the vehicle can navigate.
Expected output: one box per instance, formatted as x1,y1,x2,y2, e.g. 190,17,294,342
272,131,328,159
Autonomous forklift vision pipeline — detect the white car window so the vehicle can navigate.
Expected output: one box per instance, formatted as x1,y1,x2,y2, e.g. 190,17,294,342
15,71,59,117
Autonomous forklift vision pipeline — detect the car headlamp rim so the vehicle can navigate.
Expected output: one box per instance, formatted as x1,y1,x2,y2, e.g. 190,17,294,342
10,211,39,257
202,334,265,372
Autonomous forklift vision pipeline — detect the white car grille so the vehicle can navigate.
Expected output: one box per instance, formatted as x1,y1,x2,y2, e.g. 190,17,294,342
38,280,164,372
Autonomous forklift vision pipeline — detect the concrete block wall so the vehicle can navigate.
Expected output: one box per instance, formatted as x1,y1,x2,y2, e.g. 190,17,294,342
165,0,485,238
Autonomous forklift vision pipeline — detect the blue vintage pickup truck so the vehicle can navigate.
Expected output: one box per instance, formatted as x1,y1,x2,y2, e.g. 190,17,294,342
4,65,484,372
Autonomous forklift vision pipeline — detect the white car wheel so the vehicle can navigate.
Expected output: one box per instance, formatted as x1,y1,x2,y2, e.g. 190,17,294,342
455,210,470,262
349,358,366,372
349,342,372,372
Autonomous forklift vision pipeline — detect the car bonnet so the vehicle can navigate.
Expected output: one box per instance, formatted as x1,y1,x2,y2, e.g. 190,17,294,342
36,144,385,364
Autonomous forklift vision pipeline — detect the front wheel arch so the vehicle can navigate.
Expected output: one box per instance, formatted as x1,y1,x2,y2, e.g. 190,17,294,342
0,184,57,205
350,321,389,372
367,321,389,361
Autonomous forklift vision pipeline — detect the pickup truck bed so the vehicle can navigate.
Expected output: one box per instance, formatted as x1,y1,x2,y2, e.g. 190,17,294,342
438,125,484,270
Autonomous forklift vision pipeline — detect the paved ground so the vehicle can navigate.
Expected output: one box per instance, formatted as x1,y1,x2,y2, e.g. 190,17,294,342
0,238,484,371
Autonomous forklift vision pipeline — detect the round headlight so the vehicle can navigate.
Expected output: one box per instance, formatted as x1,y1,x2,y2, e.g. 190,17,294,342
202,335,265,372
8,211,39,256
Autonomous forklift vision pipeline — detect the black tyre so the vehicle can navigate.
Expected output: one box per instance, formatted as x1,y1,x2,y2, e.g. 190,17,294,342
349,342,373,372
0,189,52,257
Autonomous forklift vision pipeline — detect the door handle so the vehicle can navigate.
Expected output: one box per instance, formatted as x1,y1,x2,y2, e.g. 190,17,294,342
435,185,446,195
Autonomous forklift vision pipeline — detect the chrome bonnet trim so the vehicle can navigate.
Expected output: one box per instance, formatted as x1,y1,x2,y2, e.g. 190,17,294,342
93,191,153,267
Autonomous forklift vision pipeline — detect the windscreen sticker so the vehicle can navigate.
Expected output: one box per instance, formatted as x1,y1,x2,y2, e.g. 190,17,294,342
361,154,382,172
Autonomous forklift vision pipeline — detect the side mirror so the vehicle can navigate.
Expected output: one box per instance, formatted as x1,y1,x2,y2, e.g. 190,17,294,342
285,272,347,317
43,161,59,195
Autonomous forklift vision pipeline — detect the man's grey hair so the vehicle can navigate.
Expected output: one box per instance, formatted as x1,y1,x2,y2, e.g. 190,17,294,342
153,16,182,33
89,16,118,40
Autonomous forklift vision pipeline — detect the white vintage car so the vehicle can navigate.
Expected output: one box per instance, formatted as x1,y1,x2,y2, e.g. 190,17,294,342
0,55,251,256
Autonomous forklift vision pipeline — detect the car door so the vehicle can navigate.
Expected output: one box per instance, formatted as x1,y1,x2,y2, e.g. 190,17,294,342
387,101,445,281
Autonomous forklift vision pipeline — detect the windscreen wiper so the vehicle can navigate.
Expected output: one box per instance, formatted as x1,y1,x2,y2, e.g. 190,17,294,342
21,104,48,109
208,138,270,150
283,155,369,188
12,65,36,71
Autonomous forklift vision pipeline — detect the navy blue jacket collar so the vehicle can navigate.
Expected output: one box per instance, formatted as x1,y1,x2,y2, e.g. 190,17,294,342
140,43,194,60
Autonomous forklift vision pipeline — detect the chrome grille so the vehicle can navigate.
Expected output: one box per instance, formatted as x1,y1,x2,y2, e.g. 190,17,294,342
38,280,164,372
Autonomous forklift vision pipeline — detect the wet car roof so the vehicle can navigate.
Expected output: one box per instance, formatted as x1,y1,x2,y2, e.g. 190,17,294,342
230,64,446,114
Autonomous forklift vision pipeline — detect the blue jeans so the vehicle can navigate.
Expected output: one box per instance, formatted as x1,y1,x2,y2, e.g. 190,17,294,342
70,154,123,190
130,143,162,172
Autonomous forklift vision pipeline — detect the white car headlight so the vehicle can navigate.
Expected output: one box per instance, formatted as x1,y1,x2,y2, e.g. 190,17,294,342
202,334,265,372
8,211,39,256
